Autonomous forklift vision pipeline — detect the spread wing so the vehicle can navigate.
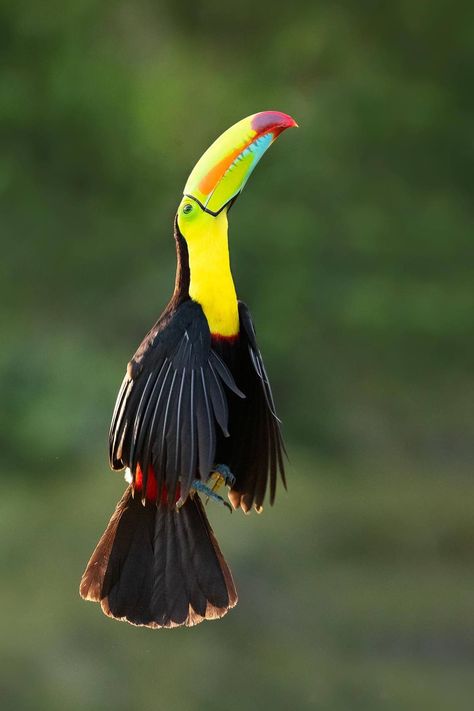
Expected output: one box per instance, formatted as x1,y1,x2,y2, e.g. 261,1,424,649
227,302,287,512
109,300,244,505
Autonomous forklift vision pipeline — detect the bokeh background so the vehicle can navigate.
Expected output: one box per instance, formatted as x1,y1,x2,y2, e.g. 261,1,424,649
1,1,473,709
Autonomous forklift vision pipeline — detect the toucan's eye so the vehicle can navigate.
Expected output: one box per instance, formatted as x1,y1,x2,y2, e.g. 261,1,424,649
183,203,193,215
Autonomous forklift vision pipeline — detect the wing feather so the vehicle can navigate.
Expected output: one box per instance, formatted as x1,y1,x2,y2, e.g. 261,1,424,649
228,302,286,511
208,361,230,437
109,378,133,469
109,301,241,506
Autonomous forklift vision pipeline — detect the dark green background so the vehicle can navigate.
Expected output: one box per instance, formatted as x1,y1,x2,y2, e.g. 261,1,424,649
1,2,473,709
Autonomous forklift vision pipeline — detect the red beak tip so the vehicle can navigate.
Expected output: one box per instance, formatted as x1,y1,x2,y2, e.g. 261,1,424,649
251,111,299,134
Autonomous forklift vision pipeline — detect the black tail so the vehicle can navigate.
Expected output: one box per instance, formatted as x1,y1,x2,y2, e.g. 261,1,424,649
80,487,237,628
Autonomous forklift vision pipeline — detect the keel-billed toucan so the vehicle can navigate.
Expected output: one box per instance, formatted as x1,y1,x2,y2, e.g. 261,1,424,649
80,111,297,628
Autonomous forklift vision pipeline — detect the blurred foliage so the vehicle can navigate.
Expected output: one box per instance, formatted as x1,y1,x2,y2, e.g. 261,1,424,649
1,1,473,709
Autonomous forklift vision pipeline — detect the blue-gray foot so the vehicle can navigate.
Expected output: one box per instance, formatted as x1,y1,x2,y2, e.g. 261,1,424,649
188,465,236,511
191,479,232,512
211,464,236,489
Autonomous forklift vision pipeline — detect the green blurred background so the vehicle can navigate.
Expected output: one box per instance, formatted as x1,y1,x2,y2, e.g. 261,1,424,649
1,1,473,709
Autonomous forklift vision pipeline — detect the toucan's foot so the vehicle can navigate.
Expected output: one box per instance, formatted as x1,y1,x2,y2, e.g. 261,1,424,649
205,465,236,509
209,464,236,490
191,479,232,512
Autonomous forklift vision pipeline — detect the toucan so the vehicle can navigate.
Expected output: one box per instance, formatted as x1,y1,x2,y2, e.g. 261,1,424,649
80,111,297,628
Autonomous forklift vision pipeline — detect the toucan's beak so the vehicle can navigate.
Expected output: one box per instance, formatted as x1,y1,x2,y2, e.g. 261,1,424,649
183,111,298,215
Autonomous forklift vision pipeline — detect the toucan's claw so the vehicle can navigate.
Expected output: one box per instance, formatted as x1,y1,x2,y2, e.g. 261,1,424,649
205,464,236,507
211,464,236,489
191,479,232,512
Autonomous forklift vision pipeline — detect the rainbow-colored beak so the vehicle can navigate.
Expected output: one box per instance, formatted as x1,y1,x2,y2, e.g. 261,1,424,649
183,111,298,215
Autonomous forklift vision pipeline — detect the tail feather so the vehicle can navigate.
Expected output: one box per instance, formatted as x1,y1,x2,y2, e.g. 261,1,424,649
105,499,155,624
80,487,237,628
179,494,235,611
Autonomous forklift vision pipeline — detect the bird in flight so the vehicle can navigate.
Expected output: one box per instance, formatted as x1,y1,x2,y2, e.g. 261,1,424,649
80,111,297,628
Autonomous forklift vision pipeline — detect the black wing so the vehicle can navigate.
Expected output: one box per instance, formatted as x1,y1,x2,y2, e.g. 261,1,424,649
109,300,244,505
227,302,286,512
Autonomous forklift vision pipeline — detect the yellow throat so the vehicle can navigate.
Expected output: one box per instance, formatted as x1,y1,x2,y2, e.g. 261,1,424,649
177,205,239,337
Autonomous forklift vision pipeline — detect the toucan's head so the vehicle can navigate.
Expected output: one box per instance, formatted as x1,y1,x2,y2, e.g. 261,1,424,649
176,111,297,241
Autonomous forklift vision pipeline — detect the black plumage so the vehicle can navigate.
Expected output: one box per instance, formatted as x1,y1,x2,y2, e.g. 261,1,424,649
80,487,237,627
81,214,286,628
221,302,287,512
109,300,245,505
